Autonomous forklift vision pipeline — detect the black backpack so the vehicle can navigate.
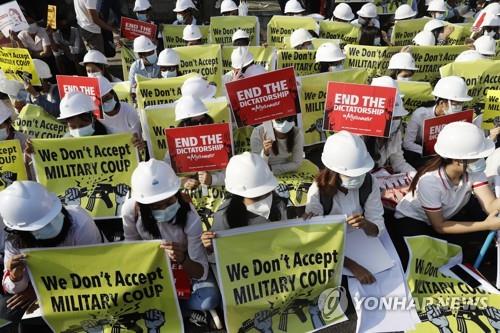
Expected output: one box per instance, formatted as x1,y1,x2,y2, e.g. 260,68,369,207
320,174,373,215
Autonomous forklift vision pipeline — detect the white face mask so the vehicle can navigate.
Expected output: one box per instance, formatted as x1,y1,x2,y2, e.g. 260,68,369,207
467,158,486,173
328,64,344,72
432,13,445,20
272,120,294,133
445,100,463,115
87,71,103,78
340,174,366,190
0,127,8,140
176,14,185,24
161,70,177,78
484,30,497,38
32,212,65,240
69,123,94,137
397,75,411,81
246,194,273,219
390,119,401,136
374,37,381,46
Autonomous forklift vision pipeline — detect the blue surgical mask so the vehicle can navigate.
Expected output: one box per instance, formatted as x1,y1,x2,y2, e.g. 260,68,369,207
152,201,180,223
32,212,64,240
145,52,157,65
136,13,148,21
467,159,486,173
161,70,177,78
69,123,94,137
340,174,366,190
102,98,117,113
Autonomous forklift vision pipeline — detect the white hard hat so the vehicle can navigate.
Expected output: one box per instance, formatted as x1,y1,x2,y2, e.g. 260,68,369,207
482,12,500,27
33,59,51,79
333,3,354,21
0,79,23,98
315,42,345,62
232,29,250,42
0,181,62,231
80,49,108,66
58,91,95,120
413,30,436,45
157,48,180,66
231,47,254,69
220,0,238,13
0,103,12,123
284,0,305,14
131,159,181,204
388,52,418,71
483,2,500,16
474,35,496,56
243,64,266,77
183,24,202,41
424,19,446,32
134,0,151,12
133,35,156,53
455,50,486,62
98,76,113,97
427,0,447,12
322,131,374,177
395,4,417,20
371,76,408,117
225,152,278,198
357,3,377,18
173,0,196,12
434,122,495,160
290,28,313,48
432,76,472,102
181,75,216,100
175,95,209,121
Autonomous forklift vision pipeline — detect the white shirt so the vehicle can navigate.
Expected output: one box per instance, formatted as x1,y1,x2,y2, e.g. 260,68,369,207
395,168,489,224
121,197,209,280
2,206,103,294
18,27,50,52
98,102,142,135
403,106,436,154
305,174,386,236
250,125,304,175
75,0,100,34
375,129,416,173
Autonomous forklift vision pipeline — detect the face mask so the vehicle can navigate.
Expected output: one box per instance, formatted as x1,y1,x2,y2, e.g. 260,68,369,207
102,98,117,113
0,127,8,140
467,158,486,173
152,201,180,223
340,173,366,190
374,37,381,46
484,30,497,38
272,120,294,133
87,71,103,78
176,14,185,24
397,75,411,81
161,70,177,78
445,100,462,115
136,13,148,21
27,23,38,34
390,119,401,136
328,64,343,72
246,194,273,219
145,51,157,65
32,212,64,240
358,17,367,25
69,123,94,137
432,13,445,20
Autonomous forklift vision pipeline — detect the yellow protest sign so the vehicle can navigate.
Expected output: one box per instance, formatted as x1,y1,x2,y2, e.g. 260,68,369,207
13,104,66,138
277,49,319,76
410,45,469,82
344,44,401,80
112,81,132,104
446,23,472,45
440,59,500,108
162,24,210,48
120,44,136,81
482,90,500,130
32,133,139,219
209,16,260,46
47,5,56,29
214,216,347,332
183,185,227,230
299,69,369,146
319,21,360,47
135,73,196,110
266,15,317,46
277,159,318,207
496,40,500,60
0,47,41,86
143,99,230,160
282,37,340,50
174,44,223,96
391,18,430,46
398,81,435,114
0,139,27,191
221,46,276,74
25,241,183,333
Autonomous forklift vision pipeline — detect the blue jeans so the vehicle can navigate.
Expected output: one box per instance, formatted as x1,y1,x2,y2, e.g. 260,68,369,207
180,272,221,316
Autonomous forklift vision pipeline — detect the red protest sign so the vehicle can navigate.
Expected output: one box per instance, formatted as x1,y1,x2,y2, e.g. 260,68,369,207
120,17,157,41
56,75,102,119
323,82,397,138
422,110,474,157
225,67,299,127
165,123,232,173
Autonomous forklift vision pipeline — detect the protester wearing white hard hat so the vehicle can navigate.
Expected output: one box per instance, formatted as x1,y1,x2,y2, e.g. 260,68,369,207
332,3,354,22
413,30,436,45
122,160,219,326
157,48,181,78
403,76,473,168
232,29,250,46
388,52,418,81
23,59,62,118
315,42,345,72
134,0,152,21
474,35,497,56
220,0,238,15
57,91,107,137
284,0,306,15
181,75,216,100
290,28,313,49
395,4,417,20
423,19,454,45
173,0,197,25
0,181,102,321
454,49,486,62
223,47,266,83
395,122,500,265
80,49,121,82
174,95,212,124
352,3,380,28
478,13,500,39
183,24,203,45
128,36,160,98
427,0,448,20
